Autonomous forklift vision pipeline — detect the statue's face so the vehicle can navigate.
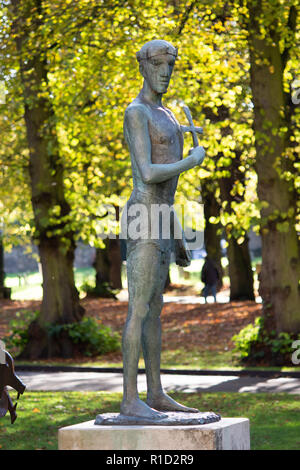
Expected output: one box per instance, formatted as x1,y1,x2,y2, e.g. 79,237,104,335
141,53,176,94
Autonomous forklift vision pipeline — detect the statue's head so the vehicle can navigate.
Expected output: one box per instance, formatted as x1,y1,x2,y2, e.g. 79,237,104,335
136,40,178,94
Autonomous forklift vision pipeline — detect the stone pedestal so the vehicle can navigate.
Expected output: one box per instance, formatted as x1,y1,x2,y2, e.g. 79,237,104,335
58,417,250,450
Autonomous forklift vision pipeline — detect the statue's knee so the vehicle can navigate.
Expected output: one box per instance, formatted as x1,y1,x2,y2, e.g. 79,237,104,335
132,301,150,320
150,294,163,313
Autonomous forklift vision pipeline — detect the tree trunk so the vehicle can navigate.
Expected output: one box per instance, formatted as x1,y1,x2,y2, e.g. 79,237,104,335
108,238,122,289
38,238,83,325
0,236,11,300
93,206,122,292
12,0,84,357
227,235,255,301
93,237,122,291
202,182,223,288
93,241,110,288
108,205,122,290
218,158,255,301
0,236,5,295
246,1,300,333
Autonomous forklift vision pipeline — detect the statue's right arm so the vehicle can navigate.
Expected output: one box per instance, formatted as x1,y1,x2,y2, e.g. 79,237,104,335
124,104,202,184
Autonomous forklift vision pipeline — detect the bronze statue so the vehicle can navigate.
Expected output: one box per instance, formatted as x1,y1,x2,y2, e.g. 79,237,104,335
0,348,26,424
120,39,205,419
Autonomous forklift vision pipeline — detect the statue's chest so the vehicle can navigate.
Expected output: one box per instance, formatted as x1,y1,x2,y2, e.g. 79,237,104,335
148,108,183,164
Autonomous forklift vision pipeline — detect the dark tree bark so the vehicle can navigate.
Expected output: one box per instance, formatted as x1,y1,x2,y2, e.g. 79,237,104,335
246,1,300,333
107,238,122,289
109,206,123,290
202,181,223,289
0,236,11,299
93,241,110,288
0,237,5,296
226,235,255,301
93,237,122,292
93,205,122,293
12,0,84,358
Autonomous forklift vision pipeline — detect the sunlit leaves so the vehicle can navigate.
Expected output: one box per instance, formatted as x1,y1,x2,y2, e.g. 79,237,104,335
0,0,298,254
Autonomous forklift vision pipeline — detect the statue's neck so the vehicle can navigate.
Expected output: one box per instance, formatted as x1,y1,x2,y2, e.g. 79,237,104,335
138,80,163,106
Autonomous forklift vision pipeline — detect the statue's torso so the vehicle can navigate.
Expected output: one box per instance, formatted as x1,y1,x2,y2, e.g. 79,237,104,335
123,99,183,253
126,99,183,205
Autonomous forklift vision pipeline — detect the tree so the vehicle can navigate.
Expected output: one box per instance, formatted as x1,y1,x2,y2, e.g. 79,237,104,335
5,0,85,358
0,0,172,356
172,2,256,299
240,0,300,332
0,235,10,299
2,0,298,363
202,180,224,288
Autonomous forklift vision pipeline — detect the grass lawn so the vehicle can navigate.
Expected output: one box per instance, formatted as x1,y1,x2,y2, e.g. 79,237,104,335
0,391,299,450
4,259,237,300
19,349,298,372
5,267,96,300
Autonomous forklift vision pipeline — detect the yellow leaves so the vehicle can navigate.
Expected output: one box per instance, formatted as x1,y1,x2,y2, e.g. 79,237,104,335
64,178,72,189
51,205,61,217
32,408,41,413
213,21,226,33
209,216,219,225
70,138,79,147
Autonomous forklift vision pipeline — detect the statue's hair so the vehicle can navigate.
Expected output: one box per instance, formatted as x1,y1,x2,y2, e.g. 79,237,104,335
136,39,178,62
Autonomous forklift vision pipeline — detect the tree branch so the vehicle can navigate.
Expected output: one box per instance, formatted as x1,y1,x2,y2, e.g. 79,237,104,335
176,0,198,36
281,5,298,71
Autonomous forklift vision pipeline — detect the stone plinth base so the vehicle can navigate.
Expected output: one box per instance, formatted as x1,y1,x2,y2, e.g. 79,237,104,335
58,417,250,450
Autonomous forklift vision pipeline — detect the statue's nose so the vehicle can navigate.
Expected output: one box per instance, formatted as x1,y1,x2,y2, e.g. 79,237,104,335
160,63,170,77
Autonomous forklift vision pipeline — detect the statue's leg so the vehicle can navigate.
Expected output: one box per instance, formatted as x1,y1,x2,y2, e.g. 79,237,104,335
143,249,199,413
121,243,167,419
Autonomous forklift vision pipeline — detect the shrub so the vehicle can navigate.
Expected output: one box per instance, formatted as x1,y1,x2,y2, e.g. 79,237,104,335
5,312,120,358
232,316,300,366
47,317,121,357
5,310,39,356
232,316,265,360
81,281,119,299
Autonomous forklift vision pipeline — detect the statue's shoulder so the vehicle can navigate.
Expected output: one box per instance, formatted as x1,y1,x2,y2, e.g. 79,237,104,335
125,99,150,124
164,106,177,120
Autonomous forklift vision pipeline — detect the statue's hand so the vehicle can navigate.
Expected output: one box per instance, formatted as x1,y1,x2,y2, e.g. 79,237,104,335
174,237,192,267
189,146,205,167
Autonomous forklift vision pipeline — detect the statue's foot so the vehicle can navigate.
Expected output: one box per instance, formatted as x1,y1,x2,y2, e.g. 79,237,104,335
120,397,167,420
147,393,199,413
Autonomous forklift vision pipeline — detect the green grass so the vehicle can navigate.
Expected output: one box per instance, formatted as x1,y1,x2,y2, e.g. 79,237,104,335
4,256,261,300
161,348,236,370
0,391,299,450
3,260,218,301
5,267,96,300
15,351,232,371
14,347,300,373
